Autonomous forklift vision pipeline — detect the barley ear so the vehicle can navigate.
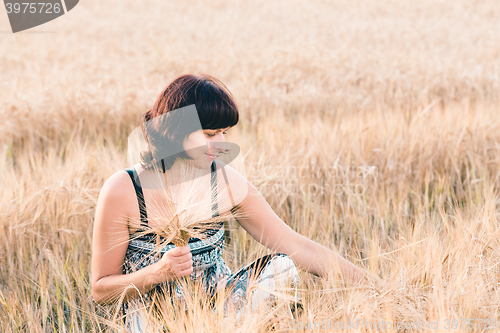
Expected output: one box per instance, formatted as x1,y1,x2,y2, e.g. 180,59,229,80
173,229,191,247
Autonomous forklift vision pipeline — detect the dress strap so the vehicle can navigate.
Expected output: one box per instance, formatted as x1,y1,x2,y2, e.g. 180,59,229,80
210,160,219,218
125,167,149,228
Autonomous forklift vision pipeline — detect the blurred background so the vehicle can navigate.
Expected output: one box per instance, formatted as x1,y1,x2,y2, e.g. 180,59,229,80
1,0,499,331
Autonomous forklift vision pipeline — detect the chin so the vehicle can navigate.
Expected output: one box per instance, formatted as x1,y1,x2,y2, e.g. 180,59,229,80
191,155,213,169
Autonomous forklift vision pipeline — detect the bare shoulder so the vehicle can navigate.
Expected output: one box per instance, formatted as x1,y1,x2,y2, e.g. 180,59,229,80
99,169,134,200
95,168,136,224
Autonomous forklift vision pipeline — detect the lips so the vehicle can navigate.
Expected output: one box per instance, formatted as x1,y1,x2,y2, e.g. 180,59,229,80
205,153,218,160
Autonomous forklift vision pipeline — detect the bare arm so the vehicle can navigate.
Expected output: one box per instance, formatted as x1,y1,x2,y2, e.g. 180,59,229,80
91,170,193,305
223,165,371,284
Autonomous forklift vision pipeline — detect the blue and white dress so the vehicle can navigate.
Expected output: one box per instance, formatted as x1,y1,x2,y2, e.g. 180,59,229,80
122,161,301,332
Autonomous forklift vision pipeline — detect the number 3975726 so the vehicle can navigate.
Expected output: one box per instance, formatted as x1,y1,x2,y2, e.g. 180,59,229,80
5,3,62,14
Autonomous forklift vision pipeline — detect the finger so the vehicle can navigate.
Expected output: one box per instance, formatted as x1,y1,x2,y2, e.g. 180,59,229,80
174,252,193,264
178,266,194,276
177,252,193,263
171,246,190,257
177,260,193,271
178,246,191,256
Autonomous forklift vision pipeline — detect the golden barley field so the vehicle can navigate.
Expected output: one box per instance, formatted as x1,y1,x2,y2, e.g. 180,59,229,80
1,0,500,332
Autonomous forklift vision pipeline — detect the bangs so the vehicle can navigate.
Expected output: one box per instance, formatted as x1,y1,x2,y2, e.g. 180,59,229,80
194,77,239,130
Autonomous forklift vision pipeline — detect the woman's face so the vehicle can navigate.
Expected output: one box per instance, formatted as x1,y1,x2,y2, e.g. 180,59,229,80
182,127,229,169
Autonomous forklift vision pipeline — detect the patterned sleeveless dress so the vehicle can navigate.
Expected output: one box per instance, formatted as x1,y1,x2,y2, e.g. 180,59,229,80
122,161,301,332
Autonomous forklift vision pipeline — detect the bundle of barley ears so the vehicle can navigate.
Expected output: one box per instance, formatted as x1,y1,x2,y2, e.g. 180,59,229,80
156,160,243,244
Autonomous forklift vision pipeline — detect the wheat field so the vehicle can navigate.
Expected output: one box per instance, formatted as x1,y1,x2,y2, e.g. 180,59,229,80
1,0,500,332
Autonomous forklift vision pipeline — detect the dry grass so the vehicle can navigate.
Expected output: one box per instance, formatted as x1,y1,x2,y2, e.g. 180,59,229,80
1,0,500,331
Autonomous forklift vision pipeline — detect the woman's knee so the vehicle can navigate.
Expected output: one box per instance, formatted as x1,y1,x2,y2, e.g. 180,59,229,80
266,254,300,283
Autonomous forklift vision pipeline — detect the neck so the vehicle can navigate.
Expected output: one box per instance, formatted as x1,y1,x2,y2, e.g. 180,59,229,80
163,159,184,181
162,158,212,187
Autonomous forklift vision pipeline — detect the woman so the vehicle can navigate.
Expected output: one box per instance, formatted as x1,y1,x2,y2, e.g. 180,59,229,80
91,74,370,331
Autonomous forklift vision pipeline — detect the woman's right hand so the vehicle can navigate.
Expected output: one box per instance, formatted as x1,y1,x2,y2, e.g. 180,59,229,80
153,246,193,283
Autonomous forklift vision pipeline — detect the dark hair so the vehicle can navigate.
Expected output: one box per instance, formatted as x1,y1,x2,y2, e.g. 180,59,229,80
140,74,239,171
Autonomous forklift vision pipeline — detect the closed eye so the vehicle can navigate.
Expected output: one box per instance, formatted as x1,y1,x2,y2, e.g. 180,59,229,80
206,131,228,137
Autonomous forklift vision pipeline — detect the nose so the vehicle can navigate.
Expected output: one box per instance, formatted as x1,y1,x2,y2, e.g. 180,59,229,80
208,133,226,154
